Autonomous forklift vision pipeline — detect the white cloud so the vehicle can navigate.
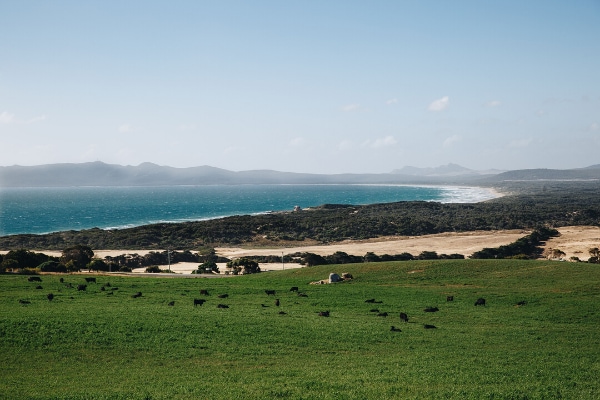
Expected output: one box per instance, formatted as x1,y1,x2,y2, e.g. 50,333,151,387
341,103,361,112
289,137,305,147
590,122,599,131
485,100,501,108
386,98,398,105
508,138,532,148
0,111,46,124
428,96,449,112
443,135,461,148
118,123,136,133
337,140,354,151
0,111,15,124
363,136,397,149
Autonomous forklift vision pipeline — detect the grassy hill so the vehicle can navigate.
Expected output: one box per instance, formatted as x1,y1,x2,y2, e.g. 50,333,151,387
1,259,599,399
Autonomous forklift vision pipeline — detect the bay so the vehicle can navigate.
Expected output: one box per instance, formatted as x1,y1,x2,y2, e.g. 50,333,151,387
0,185,497,236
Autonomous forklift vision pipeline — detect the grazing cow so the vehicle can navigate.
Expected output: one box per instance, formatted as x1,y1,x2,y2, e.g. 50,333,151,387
424,306,439,312
370,309,380,313
318,311,330,317
217,294,229,298
275,299,280,307
390,326,402,332
19,299,31,304
85,277,96,283
278,311,287,315
193,299,206,307
265,290,276,296
168,301,175,306
424,324,437,329
47,293,54,301
217,304,229,309
399,312,409,323
516,300,527,306
35,285,43,290
28,276,42,282
377,312,388,317
297,292,308,297
474,298,486,306
200,289,209,295
447,296,454,302
77,284,87,291
290,286,299,292
132,292,142,298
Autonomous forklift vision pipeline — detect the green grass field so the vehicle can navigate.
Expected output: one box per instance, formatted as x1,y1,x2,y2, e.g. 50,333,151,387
1,259,599,399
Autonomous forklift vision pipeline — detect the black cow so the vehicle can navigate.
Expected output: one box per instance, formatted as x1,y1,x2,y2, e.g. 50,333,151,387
447,296,454,302
19,299,31,304
59,277,64,283
131,292,142,298
47,293,54,301
390,326,402,332
265,290,276,296
85,277,96,283
290,287,299,292
297,292,308,297
200,289,209,296
424,324,437,329
274,299,280,307
28,276,42,282
217,294,229,298
278,311,287,315
193,299,206,307
399,312,409,322
77,284,87,291
217,304,229,309
168,301,175,306
369,309,379,313
474,298,486,306
424,306,439,312
377,312,388,317
318,311,330,317
516,300,527,306
35,285,43,290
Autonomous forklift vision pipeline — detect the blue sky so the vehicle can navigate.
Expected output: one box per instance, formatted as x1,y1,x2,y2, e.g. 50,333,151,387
1,1,599,173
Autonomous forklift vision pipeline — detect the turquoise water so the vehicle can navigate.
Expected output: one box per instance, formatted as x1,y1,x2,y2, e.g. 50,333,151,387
0,185,495,236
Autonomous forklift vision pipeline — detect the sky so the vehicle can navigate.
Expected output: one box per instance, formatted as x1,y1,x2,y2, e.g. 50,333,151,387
1,1,599,174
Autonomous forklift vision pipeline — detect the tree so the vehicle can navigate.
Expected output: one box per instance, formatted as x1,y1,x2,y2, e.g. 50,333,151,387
226,258,260,274
38,261,68,273
588,247,600,264
61,245,94,272
87,259,109,272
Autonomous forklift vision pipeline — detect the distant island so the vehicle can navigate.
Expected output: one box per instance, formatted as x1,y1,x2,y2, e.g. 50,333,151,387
1,161,599,187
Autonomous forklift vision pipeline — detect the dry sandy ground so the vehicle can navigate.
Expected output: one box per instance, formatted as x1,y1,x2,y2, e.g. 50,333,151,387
5,226,599,274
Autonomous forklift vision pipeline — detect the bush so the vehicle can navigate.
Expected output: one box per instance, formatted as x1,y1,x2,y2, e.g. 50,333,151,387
38,261,67,273
145,266,163,273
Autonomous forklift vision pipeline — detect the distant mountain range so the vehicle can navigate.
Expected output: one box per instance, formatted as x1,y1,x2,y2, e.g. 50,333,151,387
0,162,599,187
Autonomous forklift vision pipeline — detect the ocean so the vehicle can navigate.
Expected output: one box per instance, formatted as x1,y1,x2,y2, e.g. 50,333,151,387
0,185,497,236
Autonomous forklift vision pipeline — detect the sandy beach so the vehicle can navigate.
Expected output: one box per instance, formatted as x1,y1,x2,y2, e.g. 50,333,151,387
5,226,597,274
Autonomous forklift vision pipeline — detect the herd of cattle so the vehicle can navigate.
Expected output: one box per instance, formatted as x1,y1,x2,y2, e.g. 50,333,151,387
19,275,510,333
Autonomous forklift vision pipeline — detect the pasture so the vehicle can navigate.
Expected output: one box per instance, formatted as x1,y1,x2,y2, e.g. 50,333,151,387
1,259,599,399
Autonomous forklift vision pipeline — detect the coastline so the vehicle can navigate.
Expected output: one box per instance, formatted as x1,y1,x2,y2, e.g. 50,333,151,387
1,184,503,237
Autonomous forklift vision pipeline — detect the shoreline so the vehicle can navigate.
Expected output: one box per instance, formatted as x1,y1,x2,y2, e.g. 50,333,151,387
0,184,503,236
